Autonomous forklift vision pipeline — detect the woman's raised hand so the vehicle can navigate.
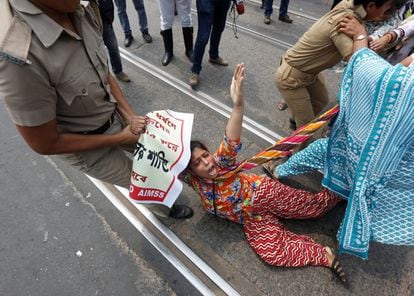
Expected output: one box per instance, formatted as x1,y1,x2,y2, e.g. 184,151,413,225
230,63,245,108
225,63,245,141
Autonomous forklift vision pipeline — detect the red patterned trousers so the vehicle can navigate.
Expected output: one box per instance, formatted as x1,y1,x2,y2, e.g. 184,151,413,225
243,177,341,268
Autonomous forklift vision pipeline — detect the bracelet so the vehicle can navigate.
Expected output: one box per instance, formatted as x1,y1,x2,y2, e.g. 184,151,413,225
354,34,368,41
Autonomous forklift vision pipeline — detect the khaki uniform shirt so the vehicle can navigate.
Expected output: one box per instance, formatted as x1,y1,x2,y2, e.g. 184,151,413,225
0,0,116,133
285,0,367,74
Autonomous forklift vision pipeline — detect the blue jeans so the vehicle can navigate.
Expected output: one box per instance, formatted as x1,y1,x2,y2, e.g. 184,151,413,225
114,0,148,36
264,0,290,17
191,0,231,75
102,22,123,74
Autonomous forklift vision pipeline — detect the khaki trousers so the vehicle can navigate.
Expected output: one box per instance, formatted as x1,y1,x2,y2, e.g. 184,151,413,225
57,112,171,217
275,58,329,129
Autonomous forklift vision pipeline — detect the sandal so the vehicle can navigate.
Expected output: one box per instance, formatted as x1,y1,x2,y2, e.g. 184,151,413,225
330,256,348,285
262,160,279,180
277,101,288,111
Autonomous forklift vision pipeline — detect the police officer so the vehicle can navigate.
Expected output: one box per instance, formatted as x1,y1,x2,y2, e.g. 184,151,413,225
0,0,193,219
275,0,395,131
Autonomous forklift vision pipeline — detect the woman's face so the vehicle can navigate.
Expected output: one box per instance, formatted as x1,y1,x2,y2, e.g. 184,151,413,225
189,148,218,180
364,0,394,22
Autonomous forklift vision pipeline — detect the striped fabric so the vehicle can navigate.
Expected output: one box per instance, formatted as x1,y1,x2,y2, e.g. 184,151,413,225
216,105,339,180
323,48,414,259
243,177,341,267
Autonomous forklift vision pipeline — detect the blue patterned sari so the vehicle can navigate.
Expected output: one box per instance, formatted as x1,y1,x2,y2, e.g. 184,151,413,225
322,48,414,259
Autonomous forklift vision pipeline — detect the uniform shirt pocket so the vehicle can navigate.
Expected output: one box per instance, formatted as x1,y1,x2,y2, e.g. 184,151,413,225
56,66,104,115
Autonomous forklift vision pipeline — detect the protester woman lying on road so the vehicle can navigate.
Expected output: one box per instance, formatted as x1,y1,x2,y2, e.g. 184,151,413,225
179,63,347,284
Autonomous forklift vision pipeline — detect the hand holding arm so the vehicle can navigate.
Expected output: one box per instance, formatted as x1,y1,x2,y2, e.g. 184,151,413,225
337,15,368,56
225,63,245,141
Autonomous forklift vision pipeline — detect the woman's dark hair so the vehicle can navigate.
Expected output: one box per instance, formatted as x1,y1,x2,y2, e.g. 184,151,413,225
185,140,209,171
354,0,395,7
190,140,209,153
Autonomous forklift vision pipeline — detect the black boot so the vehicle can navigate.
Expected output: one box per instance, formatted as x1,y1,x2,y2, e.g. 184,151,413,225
182,27,193,62
160,29,173,66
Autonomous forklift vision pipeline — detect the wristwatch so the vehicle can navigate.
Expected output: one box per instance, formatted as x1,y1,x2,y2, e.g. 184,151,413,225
354,34,368,41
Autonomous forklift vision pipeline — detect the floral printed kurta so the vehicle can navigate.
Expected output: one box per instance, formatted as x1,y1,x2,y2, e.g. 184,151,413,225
181,136,263,224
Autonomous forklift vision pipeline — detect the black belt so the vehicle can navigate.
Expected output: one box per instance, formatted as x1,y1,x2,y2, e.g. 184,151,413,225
81,112,115,135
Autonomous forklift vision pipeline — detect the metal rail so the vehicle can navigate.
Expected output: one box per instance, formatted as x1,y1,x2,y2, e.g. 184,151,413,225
119,47,282,144
88,4,315,294
87,177,241,296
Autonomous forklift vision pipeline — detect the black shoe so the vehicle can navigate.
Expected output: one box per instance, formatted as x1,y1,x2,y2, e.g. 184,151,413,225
260,0,264,9
279,14,293,23
169,205,194,219
160,29,173,66
162,52,173,66
142,30,152,43
124,35,133,47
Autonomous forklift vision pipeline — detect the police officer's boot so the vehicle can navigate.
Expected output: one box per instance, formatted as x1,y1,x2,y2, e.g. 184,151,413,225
182,26,193,62
160,29,173,66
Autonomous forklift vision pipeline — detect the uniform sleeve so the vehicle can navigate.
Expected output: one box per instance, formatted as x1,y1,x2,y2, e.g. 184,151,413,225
330,31,353,59
214,134,242,168
0,58,56,126
328,11,354,59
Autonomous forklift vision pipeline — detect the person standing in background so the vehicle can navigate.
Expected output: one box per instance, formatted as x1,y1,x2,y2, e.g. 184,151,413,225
263,0,293,25
99,0,131,82
189,0,232,88
114,0,152,47
156,0,193,66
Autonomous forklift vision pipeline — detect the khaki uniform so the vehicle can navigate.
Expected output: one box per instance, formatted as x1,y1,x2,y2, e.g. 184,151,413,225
276,0,367,128
0,0,169,216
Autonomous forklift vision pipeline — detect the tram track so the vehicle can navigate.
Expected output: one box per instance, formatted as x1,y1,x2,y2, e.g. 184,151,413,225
190,8,298,50
88,4,326,295
95,7,309,295
119,47,283,144
247,0,320,22
88,177,242,296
